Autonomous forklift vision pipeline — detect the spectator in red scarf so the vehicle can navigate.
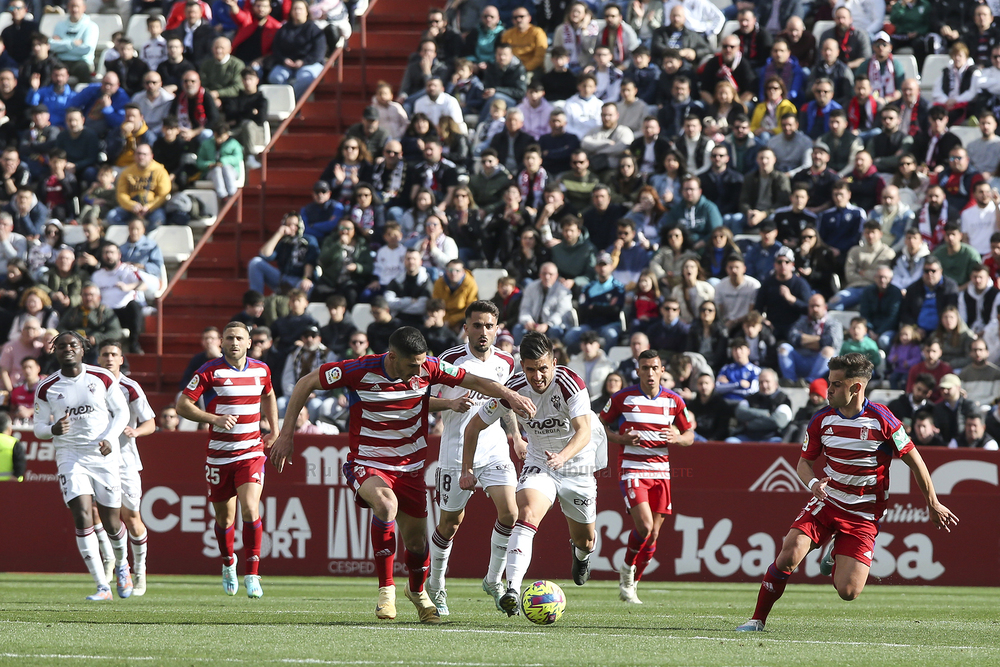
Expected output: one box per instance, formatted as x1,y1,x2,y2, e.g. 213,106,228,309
596,4,639,68
698,35,755,106
735,7,772,70
818,6,871,70
168,69,218,149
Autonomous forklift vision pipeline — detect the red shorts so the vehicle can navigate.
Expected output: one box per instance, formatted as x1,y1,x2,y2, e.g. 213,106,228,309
206,456,265,502
342,462,428,518
791,497,879,567
620,475,672,515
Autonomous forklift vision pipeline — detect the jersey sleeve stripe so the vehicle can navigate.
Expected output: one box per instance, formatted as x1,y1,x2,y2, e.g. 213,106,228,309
35,374,60,401
870,402,902,430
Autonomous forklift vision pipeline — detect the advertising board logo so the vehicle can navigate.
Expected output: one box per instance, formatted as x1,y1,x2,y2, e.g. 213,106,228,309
749,457,808,492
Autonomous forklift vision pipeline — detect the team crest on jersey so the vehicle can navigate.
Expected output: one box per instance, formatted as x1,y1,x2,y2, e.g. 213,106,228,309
409,375,423,391
87,382,96,394
551,393,562,410
860,426,870,441
186,375,199,391
325,366,342,385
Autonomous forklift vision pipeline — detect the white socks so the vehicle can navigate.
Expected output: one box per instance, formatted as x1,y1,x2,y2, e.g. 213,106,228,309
505,521,537,593
109,524,128,567
130,531,148,575
94,524,114,565
428,528,452,591
487,520,513,585
76,527,108,587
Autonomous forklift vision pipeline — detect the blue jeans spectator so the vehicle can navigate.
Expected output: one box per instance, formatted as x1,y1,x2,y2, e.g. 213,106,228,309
778,343,832,382
268,63,325,101
481,92,520,112
105,205,165,230
829,285,867,310
723,212,746,233
247,256,305,294
564,322,623,353
512,323,566,343
878,330,895,351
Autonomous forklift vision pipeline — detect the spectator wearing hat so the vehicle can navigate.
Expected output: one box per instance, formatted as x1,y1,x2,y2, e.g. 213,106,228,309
753,245,812,341
743,220,784,281
300,180,345,242
278,324,333,420
346,106,390,158
932,373,980,444
778,292,842,384
565,251,625,353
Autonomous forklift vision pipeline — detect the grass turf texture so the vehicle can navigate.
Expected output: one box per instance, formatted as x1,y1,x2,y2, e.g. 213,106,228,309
1,574,999,666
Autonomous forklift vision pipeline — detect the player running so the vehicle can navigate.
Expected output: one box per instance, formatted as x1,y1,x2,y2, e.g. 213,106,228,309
34,331,131,601
269,326,535,624
462,332,607,616
736,353,960,632
98,341,156,596
177,322,278,599
426,301,519,616
599,349,694,604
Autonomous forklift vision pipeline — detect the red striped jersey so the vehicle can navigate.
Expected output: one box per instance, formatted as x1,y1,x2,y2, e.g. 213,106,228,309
802,400,914,521
182,357,273,466
598,385,693,479
319,353,467,472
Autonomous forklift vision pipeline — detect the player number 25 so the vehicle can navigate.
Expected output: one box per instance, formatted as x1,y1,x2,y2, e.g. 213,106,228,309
205,466,220,485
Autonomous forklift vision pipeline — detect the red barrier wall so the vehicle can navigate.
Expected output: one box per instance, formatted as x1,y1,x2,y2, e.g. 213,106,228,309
4,433,998,585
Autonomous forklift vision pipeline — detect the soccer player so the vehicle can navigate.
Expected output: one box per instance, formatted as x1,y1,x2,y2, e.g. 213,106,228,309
33,331,131,600
462,332,607,616
98,341,156,596
269,326,535,624
736,353,960,632
426,301,519,615
176,322,278,599
599,349,694,604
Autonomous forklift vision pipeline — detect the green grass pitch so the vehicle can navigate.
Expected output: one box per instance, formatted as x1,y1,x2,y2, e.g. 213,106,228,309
1,574,999,666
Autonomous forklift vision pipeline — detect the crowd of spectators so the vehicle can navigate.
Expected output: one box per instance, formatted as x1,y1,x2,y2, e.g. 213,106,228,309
235,0,1000,443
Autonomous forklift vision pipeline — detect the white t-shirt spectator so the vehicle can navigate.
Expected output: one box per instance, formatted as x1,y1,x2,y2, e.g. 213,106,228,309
413,92,468,134
374,244,407,286
90,264,142,309
960,200,998,257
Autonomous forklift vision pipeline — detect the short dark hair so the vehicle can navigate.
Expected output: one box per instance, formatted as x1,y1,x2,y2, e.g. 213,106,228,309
863,220,882,231
827,353,874,381
99,340,124,354
388,326,429,356
465,299,500,320
943,221,962,234
252,326,272,341
0,411,10,432
243,290,264,306
326,294,347,309
579,330,601,345
928,106,948,121
914,372,937,390
519,331,553,361
481,148,498,160
637,349,660,362
828,108,847,121
913,408,935,424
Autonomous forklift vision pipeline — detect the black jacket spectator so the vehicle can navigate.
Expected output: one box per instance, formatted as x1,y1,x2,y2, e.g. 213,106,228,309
754,272,812,341
582,201,628,250
911,131,962,170
0,19,37,64
107,57,150,97
686,321,729,370
650,26,711,64
320,313,357,358
17,53,57,91
701,167,744,215
688,389,734,440
222,89,268,126
489,129,534,170
699,55,754,101
480,59,528,102
157,57,196,90
165,23,215,64
271,20,327,69
630,136,670,174
538,131,580,175
538,68,577,102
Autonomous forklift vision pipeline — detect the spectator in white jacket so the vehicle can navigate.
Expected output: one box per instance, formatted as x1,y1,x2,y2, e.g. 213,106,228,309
513,262,575,342
581,102,635,172
662,0,725,36
0,212,27,278
891,227,931,293
568,330,616,396
564,73,604,139
413,78,469,135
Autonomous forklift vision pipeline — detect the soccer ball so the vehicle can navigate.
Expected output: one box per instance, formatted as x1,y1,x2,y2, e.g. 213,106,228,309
520,580,566,625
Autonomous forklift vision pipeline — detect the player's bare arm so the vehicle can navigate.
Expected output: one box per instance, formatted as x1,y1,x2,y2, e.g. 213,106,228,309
501,411,526,460
662,424,695,447
546,414,591,471
902,448,960,531
459,374,536,419
460,413,487,490
797,456,831,500
429,394,474,413
261,388,279,451
123,417,156,440
176,394,239,431
602,418,640,447
269,369,324,471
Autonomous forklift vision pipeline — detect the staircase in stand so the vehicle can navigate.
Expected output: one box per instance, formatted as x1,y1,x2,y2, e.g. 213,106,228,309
135,0,433,410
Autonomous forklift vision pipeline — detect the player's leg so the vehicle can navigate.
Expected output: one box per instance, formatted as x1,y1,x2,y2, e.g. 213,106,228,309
501,487,553,615
90,503,115,582
120,466,149,595
565,515,596,585
635,512,668,582
66,490,112,599
483,482,517,590
393,471,442,624
354,472,401,619
832,556,870,601
737,528,816,631
92,464,131,599
828,518,878,601
556,474,598,586
212,496,240,596
236,478,264,599
427,466,469,615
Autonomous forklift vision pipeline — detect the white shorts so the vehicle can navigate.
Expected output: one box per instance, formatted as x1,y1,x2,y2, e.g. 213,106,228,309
516,463,597,525
436,460,517,513
57,455,122,507
119,464,142,511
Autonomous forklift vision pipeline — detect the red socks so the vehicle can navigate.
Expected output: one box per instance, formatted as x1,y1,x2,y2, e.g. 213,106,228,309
752,562,792,624
624,529,645,567
634,541,657,581
371,516,396,588
215,523,235,566
243,518,262,576
406,547,430,593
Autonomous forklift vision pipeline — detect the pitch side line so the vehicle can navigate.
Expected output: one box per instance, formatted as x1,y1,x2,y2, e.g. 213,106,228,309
0,655,541,666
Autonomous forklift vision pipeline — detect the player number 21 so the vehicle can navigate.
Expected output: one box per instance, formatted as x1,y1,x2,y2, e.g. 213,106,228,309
205,466,220,485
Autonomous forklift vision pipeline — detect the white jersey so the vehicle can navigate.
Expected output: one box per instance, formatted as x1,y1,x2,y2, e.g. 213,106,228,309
436,344,516,469
479,366,603,477
117,375,155,471
34,364,130,466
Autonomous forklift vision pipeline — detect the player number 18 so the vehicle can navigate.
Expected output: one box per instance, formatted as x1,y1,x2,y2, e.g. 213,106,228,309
205,466,220,485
